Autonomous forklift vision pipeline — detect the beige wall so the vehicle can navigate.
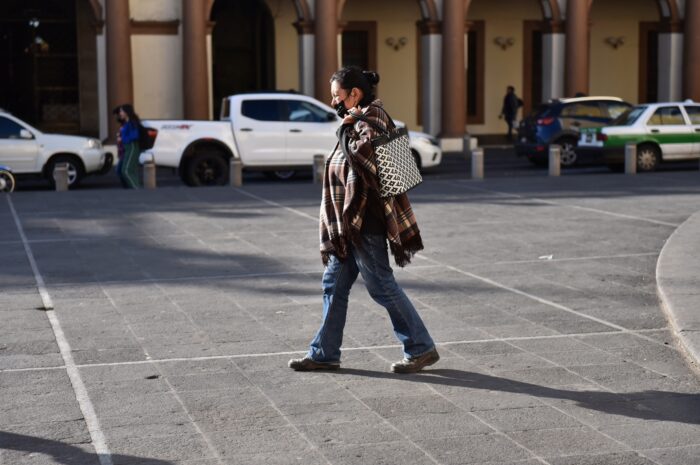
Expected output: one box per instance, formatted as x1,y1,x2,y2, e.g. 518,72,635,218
129,0,180,21
131,34,184,119
342,0,422,129
264,0,299,92
589,0,659,104
468,0,541,135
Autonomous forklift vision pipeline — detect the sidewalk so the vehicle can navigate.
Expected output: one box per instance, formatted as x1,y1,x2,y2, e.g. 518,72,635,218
2,171,700,465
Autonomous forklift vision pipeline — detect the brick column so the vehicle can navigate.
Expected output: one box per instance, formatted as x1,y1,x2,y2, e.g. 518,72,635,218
314,0,338,102
105,0,133,142
683,0,700,101
565,0,589,97
183,0,210,119
440,0,466,144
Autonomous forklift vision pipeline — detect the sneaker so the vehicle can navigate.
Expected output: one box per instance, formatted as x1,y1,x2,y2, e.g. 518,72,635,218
391,348,439,374
288,357,340,371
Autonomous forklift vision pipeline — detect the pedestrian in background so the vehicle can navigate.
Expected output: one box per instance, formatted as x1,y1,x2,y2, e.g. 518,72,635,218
288,66,439,374
112,106,128,188
499,85,523,141
116,104,142,189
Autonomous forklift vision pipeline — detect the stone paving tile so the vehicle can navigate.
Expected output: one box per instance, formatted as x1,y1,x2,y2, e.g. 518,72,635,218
417,434,534,464
506,426,628,457
641,444,700,465
546,451,659,465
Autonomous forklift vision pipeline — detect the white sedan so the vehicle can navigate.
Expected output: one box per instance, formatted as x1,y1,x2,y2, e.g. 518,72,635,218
0,111,111,187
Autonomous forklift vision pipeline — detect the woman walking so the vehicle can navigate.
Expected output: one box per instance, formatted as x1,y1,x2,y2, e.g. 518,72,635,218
288,66,438,374
117,104,142,189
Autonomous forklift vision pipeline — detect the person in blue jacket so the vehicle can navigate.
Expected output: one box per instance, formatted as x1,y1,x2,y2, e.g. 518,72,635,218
117,104,142,188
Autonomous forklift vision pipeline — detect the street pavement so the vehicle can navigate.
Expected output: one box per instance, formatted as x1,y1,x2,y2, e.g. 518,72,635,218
2,162,700,465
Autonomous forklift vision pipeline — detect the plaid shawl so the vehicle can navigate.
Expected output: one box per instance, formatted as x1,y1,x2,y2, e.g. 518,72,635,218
319,100,424,267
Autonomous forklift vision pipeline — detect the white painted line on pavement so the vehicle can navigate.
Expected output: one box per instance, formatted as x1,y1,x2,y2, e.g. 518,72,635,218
7,196,114,465
0,328,670,374
452,182,680,227
489,251,658,266
7,197,54,310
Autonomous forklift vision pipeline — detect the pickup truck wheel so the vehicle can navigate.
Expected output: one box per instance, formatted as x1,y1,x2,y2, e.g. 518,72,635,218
265,170,296,180
47,156,84,187
186,152,228,186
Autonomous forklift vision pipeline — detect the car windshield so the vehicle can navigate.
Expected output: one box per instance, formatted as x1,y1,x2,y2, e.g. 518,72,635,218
612,106,646,126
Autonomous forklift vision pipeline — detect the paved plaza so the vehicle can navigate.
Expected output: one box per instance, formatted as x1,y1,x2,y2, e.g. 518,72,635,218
1,166,700,465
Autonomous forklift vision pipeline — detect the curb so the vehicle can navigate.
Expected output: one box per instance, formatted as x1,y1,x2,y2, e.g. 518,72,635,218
656,210,700,375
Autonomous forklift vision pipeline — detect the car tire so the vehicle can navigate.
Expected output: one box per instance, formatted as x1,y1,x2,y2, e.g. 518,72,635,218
185,150,229,186
264,170,296,180
411,149,422,171
555,138,578,167
46,155,85,188
636,144,660,172
0,169,15,192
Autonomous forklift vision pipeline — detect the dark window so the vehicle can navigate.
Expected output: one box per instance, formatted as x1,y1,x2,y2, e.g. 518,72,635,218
286,101,331,123
684,106,700,125
648,106,685,125
0,117,25,139
605,102,632,119
560,102,605,118
241,100,284,121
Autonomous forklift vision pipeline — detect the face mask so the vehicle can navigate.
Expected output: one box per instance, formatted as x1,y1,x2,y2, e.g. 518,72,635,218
116,117,126,124
335,102,349,118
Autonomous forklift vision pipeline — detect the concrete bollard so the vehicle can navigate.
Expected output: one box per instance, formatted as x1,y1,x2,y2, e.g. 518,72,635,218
549,144,561,177
53,163,69,192
230,158,242,187
143,162,157,189
313,154,325,184
625,143,637,175
471,147,484,180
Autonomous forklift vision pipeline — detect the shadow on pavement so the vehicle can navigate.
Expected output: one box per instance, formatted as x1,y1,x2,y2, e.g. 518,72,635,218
0,431,174,465
337,368,700,425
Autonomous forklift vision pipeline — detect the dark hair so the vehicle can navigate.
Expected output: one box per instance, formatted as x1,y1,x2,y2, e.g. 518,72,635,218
330,66,379,107
117,103,142,127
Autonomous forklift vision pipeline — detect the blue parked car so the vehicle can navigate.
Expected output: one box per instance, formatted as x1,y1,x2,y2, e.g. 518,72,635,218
515,96,632,167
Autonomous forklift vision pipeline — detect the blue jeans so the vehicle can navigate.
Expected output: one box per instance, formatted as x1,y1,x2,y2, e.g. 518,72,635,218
308,234,435,363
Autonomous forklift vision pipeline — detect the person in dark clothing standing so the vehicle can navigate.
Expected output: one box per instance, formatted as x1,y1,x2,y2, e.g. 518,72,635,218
499,86,523,141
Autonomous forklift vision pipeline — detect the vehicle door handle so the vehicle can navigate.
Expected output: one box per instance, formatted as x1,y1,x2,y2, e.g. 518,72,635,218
289,129,302,133
240,128,253,132
651,129,660,133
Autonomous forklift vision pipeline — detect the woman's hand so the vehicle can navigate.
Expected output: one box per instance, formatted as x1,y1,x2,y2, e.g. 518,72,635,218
342,106,362,125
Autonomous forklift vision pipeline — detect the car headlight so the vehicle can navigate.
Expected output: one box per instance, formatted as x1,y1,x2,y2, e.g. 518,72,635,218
86,139,101,149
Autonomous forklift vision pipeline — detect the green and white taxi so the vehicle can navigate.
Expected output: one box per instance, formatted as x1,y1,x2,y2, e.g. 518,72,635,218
577,100,700,171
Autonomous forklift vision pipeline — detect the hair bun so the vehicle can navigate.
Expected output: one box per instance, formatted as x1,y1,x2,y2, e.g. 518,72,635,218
363,70,380,85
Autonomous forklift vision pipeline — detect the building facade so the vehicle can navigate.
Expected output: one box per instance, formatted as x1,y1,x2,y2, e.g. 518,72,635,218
1,0,699,150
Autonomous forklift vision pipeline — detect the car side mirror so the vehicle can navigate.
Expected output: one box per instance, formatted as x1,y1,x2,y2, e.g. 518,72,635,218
327,112,337,122
19,129,34,140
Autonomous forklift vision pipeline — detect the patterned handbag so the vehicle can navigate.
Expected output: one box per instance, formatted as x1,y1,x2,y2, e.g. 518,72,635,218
350,108,422,198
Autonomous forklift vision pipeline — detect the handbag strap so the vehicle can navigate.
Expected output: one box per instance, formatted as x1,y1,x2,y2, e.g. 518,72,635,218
348,105,397,135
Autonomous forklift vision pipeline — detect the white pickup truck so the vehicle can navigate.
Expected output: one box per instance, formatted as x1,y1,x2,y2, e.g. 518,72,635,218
142,92,442,186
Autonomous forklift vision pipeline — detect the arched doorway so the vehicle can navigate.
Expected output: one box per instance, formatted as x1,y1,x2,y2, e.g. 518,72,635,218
210,0,276,119
0,0,99,135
